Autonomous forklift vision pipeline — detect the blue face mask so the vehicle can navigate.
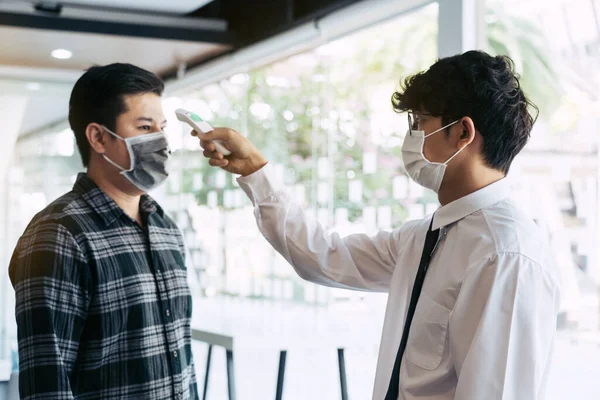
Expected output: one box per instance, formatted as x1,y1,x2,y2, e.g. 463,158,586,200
102,126,171,193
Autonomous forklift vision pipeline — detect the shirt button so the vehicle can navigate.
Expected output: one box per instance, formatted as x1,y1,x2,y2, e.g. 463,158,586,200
173,350,178,358
166,309,171,317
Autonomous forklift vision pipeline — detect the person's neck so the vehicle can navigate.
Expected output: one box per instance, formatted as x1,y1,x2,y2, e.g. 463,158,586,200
437,168,505,206
87,167,143,226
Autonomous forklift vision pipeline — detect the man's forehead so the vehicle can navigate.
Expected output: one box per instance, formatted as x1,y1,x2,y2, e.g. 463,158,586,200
123,92,161,106
121,94,165,120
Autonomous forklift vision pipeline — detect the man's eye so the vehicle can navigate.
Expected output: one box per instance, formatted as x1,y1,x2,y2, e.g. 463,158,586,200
139,126,151,131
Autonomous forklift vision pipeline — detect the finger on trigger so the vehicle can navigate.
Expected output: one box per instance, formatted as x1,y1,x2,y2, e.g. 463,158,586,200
209,158,229,168
200,140,215,152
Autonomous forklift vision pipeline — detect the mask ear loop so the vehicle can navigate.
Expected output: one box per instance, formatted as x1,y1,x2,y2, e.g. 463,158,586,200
102,154,129,172
424,120,460,138
443,143,467,165
437,120,468,165
101,126,135,172
102,125,125,141
420,119,463,165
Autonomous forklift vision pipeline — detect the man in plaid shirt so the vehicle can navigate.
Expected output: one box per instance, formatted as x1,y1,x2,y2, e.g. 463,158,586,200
9,64,199,399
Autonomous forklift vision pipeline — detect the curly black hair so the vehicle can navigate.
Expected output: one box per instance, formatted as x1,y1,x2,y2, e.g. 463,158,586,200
69,63,164,167
392,50,538,174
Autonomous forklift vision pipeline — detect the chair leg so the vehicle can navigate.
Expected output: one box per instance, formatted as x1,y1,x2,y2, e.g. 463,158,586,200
202,345,213,400
275,350,287,400
338,348,348,400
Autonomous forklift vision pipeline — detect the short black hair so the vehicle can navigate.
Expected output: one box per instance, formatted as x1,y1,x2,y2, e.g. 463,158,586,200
69,63,164,167
391,50,538,174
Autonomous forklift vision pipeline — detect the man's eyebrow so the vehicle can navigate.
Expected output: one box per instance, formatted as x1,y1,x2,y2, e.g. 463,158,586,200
136,117,168,124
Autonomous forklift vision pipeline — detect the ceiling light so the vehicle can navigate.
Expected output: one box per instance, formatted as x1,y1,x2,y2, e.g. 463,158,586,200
51,49,72,60
26,82,41,91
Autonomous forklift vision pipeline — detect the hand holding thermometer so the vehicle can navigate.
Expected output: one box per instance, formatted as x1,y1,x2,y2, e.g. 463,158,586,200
175,108,231,156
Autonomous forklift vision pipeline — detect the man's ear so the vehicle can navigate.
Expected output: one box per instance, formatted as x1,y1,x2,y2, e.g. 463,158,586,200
457,117,476,149
86,123,108,155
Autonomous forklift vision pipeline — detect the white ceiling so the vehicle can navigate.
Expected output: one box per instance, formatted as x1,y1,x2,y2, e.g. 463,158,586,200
0,0,231,144
0,26,228,75
0,25,229,138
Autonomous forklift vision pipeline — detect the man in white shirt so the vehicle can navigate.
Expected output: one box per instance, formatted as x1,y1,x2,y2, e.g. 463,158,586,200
196,50,561,399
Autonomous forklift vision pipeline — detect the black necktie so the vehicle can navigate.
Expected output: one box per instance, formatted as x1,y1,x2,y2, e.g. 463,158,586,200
384,221,440,400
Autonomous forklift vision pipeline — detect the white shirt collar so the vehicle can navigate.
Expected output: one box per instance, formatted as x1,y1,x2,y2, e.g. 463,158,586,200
432,178,511,231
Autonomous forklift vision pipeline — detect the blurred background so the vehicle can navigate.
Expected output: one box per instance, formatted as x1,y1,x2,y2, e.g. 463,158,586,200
0,0,598,398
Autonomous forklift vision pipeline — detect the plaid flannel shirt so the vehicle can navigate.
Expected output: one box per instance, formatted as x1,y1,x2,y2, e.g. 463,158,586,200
9,173,198,400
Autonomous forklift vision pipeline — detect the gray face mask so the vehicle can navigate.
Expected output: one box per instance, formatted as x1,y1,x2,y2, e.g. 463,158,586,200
101,126,171,193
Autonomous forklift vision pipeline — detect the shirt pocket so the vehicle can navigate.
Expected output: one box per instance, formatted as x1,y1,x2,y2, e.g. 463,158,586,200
405,294,450,370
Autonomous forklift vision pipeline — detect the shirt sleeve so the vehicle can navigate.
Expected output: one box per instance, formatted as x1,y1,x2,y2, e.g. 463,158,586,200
237,164,404,292
449,252,560,400
9,221,91,400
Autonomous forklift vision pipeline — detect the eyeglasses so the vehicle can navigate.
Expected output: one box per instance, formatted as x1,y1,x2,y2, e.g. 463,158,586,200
407,111,433,131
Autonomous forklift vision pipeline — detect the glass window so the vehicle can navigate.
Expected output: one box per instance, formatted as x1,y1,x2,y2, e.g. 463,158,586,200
160,5,439,397
0,127,81,366
487,0,600,398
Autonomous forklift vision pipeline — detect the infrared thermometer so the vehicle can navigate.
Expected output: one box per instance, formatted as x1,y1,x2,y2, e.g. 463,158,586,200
175,108,231,156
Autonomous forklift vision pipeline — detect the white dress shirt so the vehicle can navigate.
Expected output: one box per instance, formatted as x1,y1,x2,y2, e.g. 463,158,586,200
237,164,561,400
